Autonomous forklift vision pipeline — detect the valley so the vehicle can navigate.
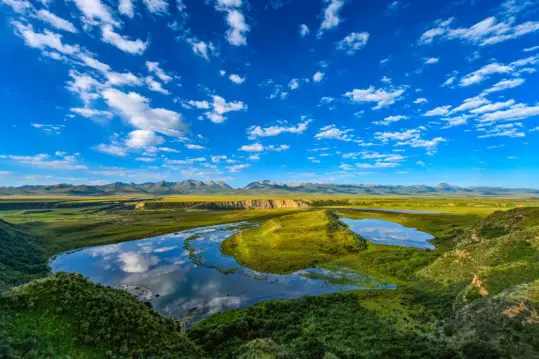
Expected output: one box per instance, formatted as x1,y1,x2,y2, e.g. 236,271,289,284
0,196,538,358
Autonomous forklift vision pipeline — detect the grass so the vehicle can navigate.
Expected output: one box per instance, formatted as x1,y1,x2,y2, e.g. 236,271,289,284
221,210,366,273
1,197,538,358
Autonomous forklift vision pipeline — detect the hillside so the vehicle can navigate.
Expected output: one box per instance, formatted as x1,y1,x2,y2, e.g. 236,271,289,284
0,219,48,291
221,210,367,273
1,180,538,197
0,273,203,358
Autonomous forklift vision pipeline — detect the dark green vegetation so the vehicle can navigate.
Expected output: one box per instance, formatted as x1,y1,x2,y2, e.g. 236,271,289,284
2,179,539,196
0,197,538,358
0,273,202,358
222,210,366,273
0,219,48,291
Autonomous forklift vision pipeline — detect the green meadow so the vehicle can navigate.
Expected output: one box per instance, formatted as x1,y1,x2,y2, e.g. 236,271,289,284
0,196,538,358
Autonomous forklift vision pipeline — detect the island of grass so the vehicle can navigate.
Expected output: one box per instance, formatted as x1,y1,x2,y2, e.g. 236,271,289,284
221,210,367,273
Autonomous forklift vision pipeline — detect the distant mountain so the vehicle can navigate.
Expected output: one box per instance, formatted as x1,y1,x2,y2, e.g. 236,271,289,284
0,180,234,196
0,180,537,197
241,181,539,197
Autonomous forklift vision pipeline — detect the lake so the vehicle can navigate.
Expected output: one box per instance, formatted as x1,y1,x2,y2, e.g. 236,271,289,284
50,222,393,326
340,218,436,249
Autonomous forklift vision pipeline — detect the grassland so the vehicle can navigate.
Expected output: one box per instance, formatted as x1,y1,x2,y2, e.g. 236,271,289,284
221,210,366,273
0,196,538,358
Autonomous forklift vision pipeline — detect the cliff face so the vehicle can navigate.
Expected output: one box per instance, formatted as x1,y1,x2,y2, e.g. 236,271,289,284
140,199,310,210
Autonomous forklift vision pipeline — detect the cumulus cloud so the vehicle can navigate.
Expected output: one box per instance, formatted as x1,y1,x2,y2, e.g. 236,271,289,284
118,0,134,17
240,143,264,152
318,0,346,36
145,61,173,83
188,38,218,60
414,98,428,104
143,0,168,14
344,86,405,109
423,57,439,64
125,130,165,148
72,0,119,26
247,118,311,139
299,24,310,37
103,88,186,136
215,1,250,46
228,163,250,172
315,125,353,141
101,25,148,54
477,122,525,138
482,77,525,95
336,32,369,55
203,95,247,123
228,73,245,84
288,78,299,90
145,76,170,95
478,103,539,123
71,107,113,119
313,71,325,82
423,105,451,116
185,143,205,150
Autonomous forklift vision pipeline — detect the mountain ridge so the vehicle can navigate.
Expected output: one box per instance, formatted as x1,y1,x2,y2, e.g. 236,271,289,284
0,179,537,197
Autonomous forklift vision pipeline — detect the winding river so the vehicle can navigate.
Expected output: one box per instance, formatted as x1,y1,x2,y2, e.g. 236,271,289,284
50,221,394,326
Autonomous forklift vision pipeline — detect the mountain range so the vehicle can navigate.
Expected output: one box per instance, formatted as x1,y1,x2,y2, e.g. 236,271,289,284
0,180,538,197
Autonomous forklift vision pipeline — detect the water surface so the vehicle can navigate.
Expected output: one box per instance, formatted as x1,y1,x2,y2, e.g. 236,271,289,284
51,222,392,325
340,218,435,249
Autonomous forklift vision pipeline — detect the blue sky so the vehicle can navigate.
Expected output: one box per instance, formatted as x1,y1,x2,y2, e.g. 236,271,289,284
0,0,538,188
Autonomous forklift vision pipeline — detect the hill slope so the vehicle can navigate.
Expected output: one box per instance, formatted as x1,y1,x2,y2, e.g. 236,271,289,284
0,219,48,291
221,210,366,273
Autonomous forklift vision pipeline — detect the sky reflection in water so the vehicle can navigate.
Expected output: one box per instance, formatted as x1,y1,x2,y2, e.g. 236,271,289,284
340,218,435,249
51,222,393,326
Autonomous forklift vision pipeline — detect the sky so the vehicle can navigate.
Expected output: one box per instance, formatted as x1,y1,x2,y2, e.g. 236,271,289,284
0,0,538,189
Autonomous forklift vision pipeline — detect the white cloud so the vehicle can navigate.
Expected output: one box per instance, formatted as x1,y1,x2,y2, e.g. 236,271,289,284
31,123,64,135
118,0,134,17
313,71,325,82
72,0,119,26
373,115,408,126
187,100,210,109
524,45,539,52
344,86,405,109
102,25,147,54
414,98,428,104
442,74,457,87
0,153,87,169
240,143,264,152
315,125,353,141
477,122,525,138
66,70,102,105
471,99,516,114
449,96,490,114
200,95,247,123
418,16,539,47
143,0,168,14
145,76,169,95
247,119,311,139
423,57,439,64
267,144,290,152
2,0,32,13
103,88,186,136
125,130,165,148
336,32,369,55
71,107,113,119
423,105,451,116
299,24,310,37
228,73,245,84
479,103,539,123
145,61,173,83
188,38,217,60
482,78,525,95
318,0,345,35
288,78,299,90
12,21,80,55
106,71,142,86
224,8,250,46
35,10,77,33
460,62,513,86
228,164,250,172
185,144,205,150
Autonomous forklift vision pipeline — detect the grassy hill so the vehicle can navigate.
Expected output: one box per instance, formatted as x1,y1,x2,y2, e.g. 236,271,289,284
221,210,367,273
0,219,48,291
0,273,203,358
